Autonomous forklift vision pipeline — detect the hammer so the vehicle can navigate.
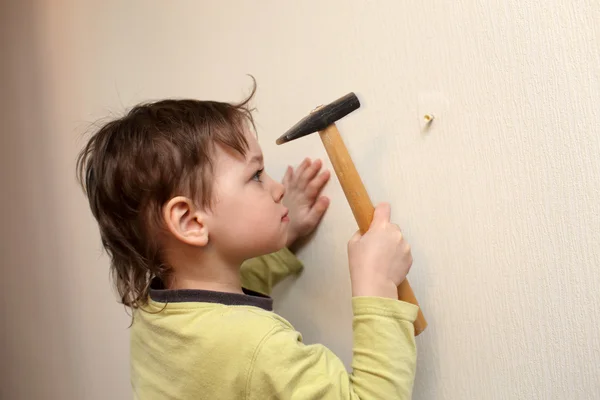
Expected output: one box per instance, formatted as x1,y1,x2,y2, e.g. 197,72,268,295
276,92,427,336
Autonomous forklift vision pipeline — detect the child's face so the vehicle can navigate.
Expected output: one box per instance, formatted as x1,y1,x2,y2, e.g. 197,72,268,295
207,128,289,261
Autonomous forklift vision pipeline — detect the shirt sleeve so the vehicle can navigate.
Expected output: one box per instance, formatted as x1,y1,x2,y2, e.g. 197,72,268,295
246,297,419,400
240,247,304,296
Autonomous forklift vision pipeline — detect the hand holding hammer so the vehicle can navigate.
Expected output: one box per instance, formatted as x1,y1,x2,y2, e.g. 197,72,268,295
276,93,427,336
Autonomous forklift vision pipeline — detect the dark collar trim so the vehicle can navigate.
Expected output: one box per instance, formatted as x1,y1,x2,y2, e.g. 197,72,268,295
149,278,273,311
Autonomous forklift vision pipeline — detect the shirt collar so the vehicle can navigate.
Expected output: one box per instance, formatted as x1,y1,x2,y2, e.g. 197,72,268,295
149,278,273,311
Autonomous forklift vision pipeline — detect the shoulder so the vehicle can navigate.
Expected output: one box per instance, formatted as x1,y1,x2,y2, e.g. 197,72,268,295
133,301,299,348
220,306,299,341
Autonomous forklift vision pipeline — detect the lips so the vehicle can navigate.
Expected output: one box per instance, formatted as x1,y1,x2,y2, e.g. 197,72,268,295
282,208,289,221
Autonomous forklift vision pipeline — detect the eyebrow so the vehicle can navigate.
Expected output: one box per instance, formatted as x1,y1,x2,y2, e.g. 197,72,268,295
249,154,264,165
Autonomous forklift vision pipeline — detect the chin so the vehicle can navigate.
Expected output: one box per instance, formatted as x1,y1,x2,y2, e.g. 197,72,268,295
256,236,288,256
236,226,289,259
265,241,287,255
240,235,287,258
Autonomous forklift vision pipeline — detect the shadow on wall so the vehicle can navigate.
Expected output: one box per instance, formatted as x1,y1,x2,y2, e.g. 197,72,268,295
0,2,82,399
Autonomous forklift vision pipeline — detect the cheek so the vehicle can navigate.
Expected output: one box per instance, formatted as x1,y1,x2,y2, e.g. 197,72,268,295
248,192,277,221
244,192,282,235
215,184,278,228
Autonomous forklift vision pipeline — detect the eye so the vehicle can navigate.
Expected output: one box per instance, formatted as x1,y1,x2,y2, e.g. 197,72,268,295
252,168,264,182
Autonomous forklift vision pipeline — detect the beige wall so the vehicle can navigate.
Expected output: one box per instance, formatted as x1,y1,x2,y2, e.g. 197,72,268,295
2,1,599,399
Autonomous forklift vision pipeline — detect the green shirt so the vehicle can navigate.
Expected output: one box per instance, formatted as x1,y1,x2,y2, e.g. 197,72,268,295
130,248,418,399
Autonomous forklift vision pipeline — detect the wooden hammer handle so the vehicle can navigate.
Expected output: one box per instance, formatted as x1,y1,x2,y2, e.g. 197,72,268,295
318,123,427,336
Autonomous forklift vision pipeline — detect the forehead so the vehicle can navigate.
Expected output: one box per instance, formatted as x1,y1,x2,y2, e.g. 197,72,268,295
243,128,261,154
212,128,262,170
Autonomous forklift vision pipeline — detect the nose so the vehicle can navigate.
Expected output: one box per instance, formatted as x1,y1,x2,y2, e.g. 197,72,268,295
269,174,285,203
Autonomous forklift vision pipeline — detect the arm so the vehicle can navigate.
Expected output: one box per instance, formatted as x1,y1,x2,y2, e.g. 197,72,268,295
240,248,303,296
247,297,419,399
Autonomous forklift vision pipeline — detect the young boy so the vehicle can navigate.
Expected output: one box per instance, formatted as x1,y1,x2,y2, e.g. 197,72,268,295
77,86,419,399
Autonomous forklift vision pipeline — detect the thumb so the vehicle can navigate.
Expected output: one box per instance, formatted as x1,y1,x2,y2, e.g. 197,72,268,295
370,202,391,228
349,229,362,244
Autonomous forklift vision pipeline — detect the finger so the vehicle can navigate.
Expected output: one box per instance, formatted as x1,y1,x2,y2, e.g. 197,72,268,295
370,202,391,228
306,170,331,198
292,158,311,185
298,159,322,189
282,166,293,186
307,196,330,225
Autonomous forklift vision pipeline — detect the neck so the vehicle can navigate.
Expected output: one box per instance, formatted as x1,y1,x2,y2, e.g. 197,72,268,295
163,241,244,294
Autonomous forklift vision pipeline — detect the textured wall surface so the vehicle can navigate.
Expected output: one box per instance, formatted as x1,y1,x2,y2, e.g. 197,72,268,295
2,1,599,399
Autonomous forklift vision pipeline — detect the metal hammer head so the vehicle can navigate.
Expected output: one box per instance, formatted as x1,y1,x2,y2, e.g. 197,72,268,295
276,92,360,145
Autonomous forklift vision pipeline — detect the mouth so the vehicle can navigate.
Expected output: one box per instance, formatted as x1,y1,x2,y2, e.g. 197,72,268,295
281,209,289,222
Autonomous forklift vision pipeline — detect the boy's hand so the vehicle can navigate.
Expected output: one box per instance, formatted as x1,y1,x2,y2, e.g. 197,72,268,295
282,158,331,249
347,202,413,299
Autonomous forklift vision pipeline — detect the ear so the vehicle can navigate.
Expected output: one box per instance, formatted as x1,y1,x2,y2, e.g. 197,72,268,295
162,196,209,247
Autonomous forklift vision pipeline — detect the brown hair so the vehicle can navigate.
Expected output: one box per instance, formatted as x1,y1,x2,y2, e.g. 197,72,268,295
76,80,256,309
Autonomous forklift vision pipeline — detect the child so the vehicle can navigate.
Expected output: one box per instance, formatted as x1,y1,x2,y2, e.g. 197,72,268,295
77,84,418,399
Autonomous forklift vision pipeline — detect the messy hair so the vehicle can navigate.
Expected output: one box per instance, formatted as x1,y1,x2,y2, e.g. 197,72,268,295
76,79,256,309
